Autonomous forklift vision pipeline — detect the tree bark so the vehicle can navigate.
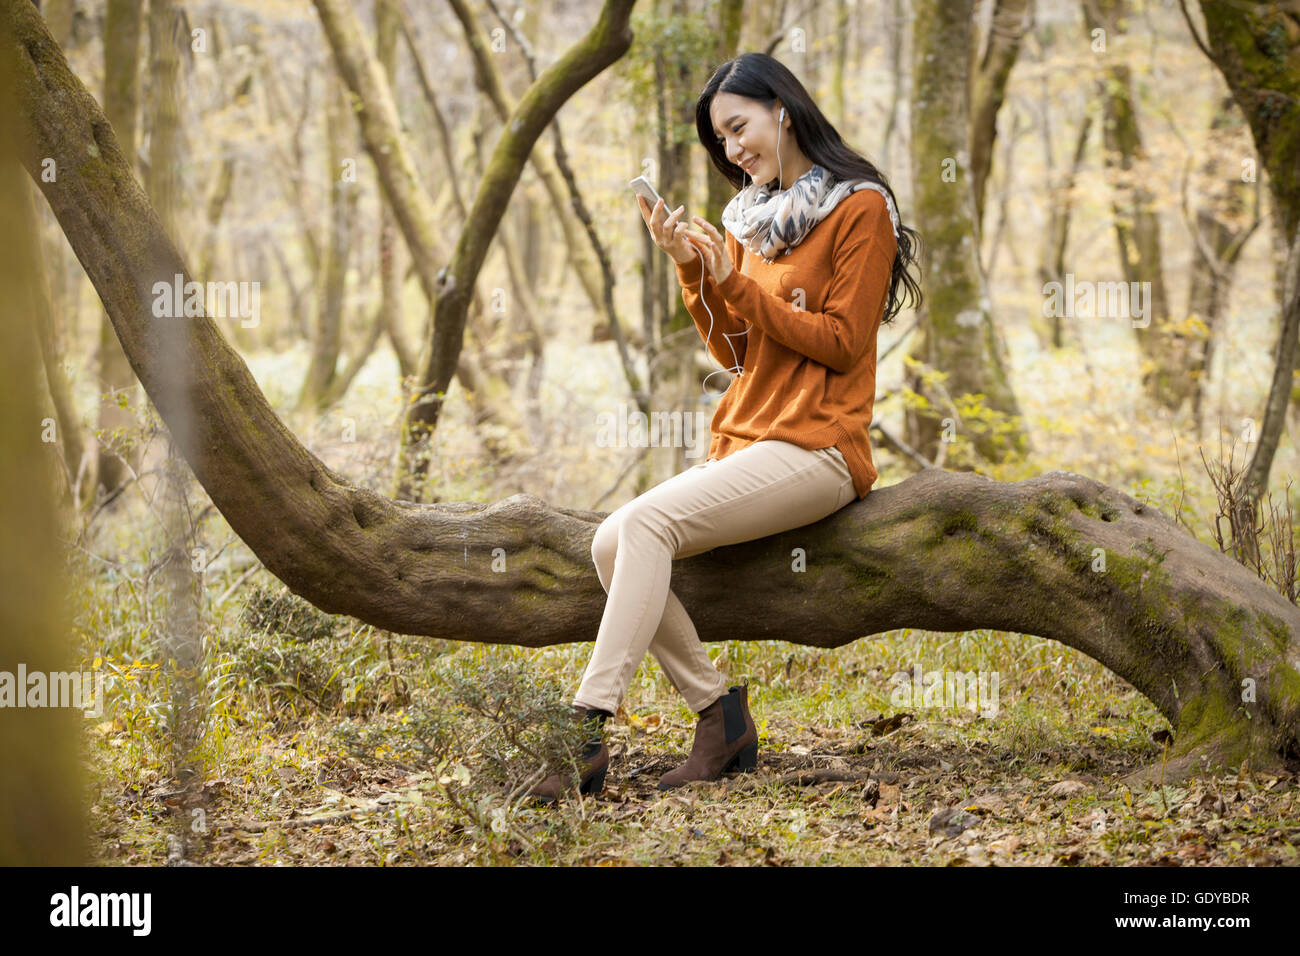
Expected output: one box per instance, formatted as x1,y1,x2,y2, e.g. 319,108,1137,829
6,0,1300,785
905,0,1027,466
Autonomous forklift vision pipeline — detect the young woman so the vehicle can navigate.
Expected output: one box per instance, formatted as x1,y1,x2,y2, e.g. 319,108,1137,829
528,52,922,804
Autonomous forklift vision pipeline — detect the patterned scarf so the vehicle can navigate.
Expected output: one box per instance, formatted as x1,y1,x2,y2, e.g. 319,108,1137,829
721,163,901,265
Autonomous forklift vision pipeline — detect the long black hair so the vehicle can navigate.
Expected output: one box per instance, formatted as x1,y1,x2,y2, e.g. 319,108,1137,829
695,52,922,326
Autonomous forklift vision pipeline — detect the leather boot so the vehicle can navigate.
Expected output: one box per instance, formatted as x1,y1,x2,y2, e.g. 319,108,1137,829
525,704,611,804
657,684,758,790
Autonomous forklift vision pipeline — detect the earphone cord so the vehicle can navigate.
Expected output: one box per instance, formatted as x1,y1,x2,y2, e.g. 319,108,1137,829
699,107,784,399
696,240,748,398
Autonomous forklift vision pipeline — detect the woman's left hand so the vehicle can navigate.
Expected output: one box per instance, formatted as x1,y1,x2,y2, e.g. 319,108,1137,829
685,217,733,285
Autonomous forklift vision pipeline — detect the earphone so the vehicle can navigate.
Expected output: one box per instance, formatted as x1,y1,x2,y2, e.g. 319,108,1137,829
693,104,789,397
694,246,748,397
774,106,785,187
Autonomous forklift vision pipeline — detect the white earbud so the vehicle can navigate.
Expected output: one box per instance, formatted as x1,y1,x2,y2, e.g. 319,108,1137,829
776,106,785,188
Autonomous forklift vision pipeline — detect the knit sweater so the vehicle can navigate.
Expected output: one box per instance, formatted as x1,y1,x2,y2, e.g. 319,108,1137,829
674,187,897,500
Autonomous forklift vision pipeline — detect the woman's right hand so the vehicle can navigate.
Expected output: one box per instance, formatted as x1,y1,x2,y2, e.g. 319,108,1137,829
637,195,700,265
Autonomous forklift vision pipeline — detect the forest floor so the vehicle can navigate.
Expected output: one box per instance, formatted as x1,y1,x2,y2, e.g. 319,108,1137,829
77,578,1300,867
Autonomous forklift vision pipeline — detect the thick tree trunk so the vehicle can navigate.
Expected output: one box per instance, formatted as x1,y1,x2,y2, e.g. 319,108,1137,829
6,0,1300,785
905,0,1027,466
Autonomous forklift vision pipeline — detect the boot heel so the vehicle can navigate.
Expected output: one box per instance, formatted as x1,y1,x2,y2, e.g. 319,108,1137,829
724,740,758,773
580,764,607,795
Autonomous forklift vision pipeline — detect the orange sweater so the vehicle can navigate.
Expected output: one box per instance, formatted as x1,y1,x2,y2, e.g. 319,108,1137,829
674,187,898,500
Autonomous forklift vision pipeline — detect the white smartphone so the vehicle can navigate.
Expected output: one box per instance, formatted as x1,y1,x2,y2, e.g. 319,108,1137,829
628,175,663,207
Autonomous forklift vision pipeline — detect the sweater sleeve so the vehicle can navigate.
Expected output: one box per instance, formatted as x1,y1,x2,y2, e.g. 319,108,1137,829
674,234,748,370
714,194,895,374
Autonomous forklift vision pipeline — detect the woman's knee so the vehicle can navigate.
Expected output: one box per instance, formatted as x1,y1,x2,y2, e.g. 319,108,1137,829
591,512,621,579
617,503,678,552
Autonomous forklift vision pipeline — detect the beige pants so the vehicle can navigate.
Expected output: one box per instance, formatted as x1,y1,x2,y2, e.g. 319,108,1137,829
575,439,857,714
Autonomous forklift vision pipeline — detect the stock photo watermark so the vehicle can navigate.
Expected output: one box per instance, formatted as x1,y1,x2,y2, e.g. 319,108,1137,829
595,402,711,459
0,664,105,718
49,887,151,936
889,663,1000,719
1042,273,1151,328
151,273,261,328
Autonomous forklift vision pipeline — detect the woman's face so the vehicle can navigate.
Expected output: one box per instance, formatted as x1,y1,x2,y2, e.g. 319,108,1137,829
709,91,793,187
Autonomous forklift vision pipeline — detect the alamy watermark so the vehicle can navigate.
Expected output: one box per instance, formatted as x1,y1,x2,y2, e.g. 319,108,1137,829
0,664,104,717
1042,273,1151,328
152,273,261,328
595,402,710,459
889,663,999,718
50,886,151,936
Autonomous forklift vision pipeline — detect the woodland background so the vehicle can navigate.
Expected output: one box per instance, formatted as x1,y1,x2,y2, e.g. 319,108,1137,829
1,0,1298,866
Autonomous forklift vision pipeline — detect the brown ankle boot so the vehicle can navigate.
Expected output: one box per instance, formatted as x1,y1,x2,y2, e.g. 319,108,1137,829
656,684,758,790
526,704,611,804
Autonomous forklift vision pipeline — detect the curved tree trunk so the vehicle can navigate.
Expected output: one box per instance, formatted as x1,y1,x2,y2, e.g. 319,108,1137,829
5,0,1299,786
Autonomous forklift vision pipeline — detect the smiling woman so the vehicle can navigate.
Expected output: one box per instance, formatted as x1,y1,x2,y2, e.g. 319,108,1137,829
527,51,924,807
709,92,814,191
